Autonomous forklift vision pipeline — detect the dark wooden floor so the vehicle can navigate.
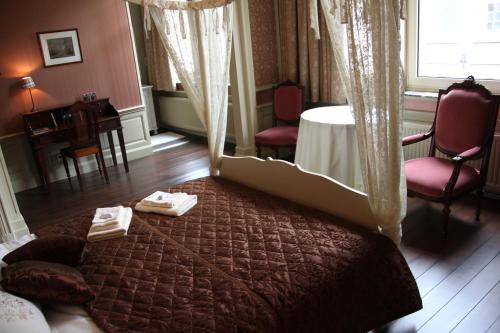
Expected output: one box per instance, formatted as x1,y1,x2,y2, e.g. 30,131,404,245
16,139,500,332
17,138,211,231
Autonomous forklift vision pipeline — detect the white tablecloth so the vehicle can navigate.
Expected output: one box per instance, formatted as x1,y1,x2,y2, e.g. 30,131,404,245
294,106,364,190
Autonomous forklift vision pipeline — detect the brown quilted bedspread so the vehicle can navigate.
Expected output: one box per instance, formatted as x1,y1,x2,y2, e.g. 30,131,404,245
37,177,421,333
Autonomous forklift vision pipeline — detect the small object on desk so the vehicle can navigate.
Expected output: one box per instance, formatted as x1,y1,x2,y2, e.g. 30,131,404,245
50,112,58,128
31,127,51,135
21,76,37,112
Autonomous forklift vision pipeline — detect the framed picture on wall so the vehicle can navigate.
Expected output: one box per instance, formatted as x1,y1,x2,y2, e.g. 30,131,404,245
37,29,83,67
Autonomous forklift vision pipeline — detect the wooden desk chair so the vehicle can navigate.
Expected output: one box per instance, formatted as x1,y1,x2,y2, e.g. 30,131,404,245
255,81,305,159
403,76,500,237
60,102,109,186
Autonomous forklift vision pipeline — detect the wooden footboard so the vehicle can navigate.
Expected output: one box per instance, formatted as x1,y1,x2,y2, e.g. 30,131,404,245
218,155,379,232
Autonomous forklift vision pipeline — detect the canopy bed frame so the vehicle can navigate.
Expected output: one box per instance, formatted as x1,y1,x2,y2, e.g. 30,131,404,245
24,155,422,333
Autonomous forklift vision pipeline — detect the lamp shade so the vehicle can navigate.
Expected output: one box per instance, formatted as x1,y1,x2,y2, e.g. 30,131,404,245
21,76,36,89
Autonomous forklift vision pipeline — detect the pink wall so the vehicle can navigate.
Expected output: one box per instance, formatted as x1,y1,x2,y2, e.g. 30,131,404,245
0,0,141,137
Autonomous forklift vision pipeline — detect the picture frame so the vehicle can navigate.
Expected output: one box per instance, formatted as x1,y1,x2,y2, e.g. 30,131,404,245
37,29,83,67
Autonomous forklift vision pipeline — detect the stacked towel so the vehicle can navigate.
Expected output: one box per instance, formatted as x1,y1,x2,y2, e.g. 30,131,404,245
142,191,190,208
135,191,197,216
87,206,133,242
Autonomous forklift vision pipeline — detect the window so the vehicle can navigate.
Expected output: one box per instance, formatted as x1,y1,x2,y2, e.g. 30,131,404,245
406,0,500,92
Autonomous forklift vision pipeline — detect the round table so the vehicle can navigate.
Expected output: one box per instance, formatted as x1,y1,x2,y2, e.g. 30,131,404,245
294,105,364,190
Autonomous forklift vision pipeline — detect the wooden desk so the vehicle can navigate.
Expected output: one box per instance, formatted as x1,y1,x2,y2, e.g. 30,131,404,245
23,98,129,186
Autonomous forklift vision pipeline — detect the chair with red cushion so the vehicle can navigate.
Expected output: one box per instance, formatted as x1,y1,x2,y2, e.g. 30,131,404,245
255,81,305,159
60,102,109,187
403,76,500,237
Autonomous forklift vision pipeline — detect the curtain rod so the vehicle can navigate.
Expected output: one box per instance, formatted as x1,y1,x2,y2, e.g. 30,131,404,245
127,0,235,10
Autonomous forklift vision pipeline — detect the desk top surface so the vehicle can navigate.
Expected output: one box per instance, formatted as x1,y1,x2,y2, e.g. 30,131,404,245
301,105,354,125
28,113,119,138
22,98,110,117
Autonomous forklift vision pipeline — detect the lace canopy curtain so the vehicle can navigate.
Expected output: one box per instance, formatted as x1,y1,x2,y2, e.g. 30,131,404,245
277,0,346,104
144,0,234,175
312,0,407,244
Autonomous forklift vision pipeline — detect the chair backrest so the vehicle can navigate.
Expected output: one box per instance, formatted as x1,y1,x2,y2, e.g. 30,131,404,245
433,77,500,157
273,81,305,122
67,102,99,149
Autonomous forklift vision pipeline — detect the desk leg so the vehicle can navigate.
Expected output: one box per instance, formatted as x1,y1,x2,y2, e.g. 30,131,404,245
106,131,118,166
32,146,47,187
117,128,129,172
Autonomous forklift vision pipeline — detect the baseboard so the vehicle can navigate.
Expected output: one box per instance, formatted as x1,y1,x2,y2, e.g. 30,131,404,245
9,216,30,237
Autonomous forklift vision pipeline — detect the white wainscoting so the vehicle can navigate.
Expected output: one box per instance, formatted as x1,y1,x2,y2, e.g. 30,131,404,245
0,105,153,193
157,95,237,143
403,110,500,193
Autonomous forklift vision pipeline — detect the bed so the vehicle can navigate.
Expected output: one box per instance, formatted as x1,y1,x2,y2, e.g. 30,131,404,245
31,156,421,332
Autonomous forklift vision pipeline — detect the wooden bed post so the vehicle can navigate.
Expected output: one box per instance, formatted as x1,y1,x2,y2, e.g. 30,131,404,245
0,145,29,240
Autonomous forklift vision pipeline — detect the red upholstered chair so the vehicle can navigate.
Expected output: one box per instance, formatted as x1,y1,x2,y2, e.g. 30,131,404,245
255,81,305,159
403,76,500,237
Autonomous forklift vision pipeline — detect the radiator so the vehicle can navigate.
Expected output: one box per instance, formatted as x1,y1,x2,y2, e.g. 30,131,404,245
403,122,500,192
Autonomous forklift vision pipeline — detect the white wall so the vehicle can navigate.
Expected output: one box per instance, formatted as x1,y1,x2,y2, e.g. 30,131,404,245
157,95,240,142
156,94,274,146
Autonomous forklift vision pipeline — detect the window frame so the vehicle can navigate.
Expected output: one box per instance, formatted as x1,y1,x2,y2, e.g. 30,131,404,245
405,0,500,93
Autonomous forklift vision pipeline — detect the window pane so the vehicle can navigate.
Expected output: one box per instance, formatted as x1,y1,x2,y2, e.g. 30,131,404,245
418,0,500,80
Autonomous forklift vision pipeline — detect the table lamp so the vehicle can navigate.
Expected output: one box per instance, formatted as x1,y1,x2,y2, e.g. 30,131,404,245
21,76,36,112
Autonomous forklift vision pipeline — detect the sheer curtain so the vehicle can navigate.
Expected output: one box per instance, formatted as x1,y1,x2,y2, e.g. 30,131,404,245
144,0,234,175
315,0,407,244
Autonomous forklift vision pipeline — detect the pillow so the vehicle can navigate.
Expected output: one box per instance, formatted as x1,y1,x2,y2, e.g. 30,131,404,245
0,234,36,285
0,234,36,263
1,261,95,305
2,235,85,267
0,290,51,333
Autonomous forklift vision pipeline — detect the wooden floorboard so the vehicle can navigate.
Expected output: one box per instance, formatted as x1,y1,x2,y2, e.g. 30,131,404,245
452,277,500,333
415,222,497,298
487,316,500,332
383,230,500,332
14,138,500,332
419,251,500,333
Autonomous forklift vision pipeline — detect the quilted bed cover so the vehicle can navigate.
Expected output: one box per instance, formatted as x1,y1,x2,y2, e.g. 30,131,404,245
37,177,421,333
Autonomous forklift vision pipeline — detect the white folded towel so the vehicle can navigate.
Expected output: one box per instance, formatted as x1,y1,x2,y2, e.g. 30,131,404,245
87,207,133,242
135,195,197,216
91,206,127,232
142,191,189,208
93,206,124,224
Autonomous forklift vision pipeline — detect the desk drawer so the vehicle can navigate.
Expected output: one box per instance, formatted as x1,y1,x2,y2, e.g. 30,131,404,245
98,118,121,132
32,130,69,146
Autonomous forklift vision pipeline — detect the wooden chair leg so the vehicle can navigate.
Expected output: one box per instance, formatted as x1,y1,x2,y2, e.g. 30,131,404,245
72,157,83,188
61,154,71,183
442,204,451,239
95,154,102,176
475,188,483,221
99,151,109,184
